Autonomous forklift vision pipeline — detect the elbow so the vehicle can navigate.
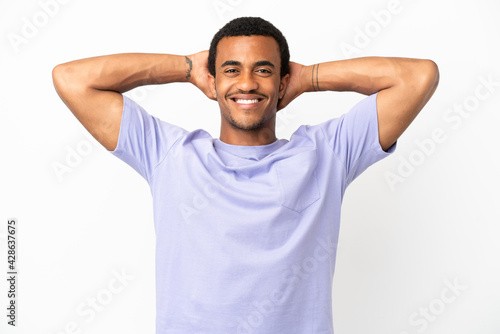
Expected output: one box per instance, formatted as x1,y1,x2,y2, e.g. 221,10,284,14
52,62,81,98
52,63,68,95
425,59,439,88
417,59,440,94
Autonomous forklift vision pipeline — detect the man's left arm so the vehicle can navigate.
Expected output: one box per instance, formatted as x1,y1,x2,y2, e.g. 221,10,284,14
278,57,440,151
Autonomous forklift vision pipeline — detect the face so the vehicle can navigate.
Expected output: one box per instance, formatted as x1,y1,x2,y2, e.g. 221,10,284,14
209,35,289,134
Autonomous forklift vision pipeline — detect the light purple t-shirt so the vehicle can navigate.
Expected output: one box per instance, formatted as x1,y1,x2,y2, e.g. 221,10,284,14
110,93,396,334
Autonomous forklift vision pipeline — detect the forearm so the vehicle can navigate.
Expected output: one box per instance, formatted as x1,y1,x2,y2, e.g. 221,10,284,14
303,56,433,95
53,53,191,94
52,51,213,151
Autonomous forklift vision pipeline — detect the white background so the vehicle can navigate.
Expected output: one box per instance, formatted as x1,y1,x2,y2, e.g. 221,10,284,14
1,0,499,333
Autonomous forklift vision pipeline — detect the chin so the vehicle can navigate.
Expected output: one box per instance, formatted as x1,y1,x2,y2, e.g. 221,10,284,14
232,120,265,131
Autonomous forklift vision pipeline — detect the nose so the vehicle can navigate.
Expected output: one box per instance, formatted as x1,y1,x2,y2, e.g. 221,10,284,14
236,69,258,92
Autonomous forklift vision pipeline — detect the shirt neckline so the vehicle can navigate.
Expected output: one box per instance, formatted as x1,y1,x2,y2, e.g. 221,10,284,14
213,138,286,161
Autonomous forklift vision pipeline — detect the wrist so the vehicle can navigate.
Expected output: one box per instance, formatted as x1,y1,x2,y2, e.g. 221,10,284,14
298,64,320,93
308,63,321,92
151,54,191,84
183,55,194,83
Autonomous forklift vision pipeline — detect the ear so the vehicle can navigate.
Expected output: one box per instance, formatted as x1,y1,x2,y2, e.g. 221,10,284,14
278,73,290,100
208,73,217,100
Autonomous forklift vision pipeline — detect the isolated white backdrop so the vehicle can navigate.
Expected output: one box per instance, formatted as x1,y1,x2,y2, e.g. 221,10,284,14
1,0,499,333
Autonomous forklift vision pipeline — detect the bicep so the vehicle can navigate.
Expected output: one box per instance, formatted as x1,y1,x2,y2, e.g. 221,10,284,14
52,65,123,151
375,59,439,151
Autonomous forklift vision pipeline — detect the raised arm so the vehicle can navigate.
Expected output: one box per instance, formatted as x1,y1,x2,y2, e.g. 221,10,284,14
278,57,439,151
52,51,214,151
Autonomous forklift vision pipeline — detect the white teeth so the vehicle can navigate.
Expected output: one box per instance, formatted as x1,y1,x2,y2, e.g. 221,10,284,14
235,99,259,104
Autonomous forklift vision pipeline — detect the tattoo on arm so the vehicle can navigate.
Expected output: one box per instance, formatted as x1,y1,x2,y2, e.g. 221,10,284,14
311,64,320,91
185,56,193,80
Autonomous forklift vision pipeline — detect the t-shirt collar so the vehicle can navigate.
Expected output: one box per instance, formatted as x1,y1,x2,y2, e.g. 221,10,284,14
213,138,286,161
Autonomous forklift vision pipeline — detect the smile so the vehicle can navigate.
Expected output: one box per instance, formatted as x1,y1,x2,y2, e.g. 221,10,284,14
233,98,261,104
229,95,265,108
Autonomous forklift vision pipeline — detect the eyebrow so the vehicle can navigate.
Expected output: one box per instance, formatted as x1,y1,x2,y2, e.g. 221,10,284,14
220,60,276,68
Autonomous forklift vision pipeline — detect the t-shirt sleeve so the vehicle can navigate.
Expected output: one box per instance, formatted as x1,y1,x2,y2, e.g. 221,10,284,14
318,92,397,186
108,95,188,183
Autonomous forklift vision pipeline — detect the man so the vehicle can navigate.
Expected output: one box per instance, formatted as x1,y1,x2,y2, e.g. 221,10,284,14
52,16,438,334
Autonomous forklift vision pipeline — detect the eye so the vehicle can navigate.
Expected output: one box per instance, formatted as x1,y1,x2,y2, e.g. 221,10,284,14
225,68,238,73
257,68,271,74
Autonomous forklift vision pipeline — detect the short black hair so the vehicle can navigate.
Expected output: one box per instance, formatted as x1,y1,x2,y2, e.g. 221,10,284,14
208,17,290,78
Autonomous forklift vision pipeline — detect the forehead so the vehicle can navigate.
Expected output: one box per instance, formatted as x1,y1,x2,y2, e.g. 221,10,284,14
216,35,281,66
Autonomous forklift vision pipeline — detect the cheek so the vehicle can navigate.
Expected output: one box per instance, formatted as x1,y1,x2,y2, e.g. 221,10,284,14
214,80,228,97
269,84,282,99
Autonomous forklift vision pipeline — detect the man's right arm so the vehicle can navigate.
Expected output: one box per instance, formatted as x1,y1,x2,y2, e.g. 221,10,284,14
52,51,213,151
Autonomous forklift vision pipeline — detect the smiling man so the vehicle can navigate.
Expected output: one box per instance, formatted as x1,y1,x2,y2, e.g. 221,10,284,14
210,34,287,145
52,17,438,334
